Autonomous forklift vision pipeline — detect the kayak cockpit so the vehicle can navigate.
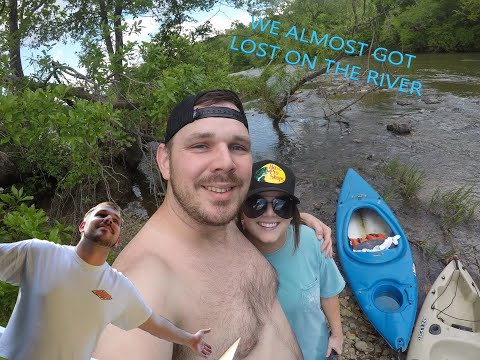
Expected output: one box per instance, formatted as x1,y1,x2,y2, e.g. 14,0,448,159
342,204,408,264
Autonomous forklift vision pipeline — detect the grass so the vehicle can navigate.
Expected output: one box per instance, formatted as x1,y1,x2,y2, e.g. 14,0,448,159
381,160,426,200
413,239,460,264
380,184,397,203
429,185,480,229
414,239,441,261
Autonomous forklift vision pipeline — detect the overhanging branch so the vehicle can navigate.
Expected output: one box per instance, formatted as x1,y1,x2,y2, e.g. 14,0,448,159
1,75,139,110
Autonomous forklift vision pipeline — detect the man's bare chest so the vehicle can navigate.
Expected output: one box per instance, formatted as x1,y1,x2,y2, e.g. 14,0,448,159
172,256,278,359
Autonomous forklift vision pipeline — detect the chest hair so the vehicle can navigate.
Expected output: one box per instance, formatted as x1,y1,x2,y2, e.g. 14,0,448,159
173,251,278,359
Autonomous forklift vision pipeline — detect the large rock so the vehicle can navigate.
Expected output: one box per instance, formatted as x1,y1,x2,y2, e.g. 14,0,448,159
387,122,412,135
0,152,19,187
124,142,143,171
137,141,164,193
229,68,263,78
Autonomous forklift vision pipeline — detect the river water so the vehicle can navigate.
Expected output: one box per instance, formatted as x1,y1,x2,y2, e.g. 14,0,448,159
246,53,480,298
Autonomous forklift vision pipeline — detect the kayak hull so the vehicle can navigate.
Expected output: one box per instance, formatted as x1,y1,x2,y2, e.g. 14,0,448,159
336,169,418,352
407,260,480,360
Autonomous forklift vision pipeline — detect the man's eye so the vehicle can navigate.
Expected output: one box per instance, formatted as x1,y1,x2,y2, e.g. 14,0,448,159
231,144,247,151
191,144,207,149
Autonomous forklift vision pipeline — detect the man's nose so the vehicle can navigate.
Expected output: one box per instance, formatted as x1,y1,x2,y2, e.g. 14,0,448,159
103,216,113,224
211,144,236,173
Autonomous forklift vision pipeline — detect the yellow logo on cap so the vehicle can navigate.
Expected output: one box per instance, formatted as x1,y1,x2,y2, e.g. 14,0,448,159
255,164,286,184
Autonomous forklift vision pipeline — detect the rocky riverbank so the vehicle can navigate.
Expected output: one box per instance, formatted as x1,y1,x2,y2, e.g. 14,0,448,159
339,288,402,360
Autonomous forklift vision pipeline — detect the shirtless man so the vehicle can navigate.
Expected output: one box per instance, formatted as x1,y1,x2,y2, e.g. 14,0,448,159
94,90,332,359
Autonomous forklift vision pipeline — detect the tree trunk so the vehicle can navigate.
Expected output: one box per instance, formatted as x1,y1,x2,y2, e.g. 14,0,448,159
99,0,115,57
8,0,24,78
113,2,123,84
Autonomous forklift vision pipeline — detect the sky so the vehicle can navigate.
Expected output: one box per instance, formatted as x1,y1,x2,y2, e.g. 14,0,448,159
22,4,251,75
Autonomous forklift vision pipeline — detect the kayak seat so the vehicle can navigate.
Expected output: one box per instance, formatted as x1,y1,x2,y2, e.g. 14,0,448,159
350,233,397,251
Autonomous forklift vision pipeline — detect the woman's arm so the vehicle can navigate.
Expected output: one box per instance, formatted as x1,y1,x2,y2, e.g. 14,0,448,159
320,296,343,357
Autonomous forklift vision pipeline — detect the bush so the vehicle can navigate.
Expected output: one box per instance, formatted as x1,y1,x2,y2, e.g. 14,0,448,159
0,86,133,192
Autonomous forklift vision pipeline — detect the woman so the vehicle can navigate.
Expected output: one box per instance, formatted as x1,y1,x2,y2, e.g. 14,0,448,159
240,159,345,359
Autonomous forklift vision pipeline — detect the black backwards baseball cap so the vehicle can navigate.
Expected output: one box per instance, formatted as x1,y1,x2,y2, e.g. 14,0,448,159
164,89,249,143
247,160,300,204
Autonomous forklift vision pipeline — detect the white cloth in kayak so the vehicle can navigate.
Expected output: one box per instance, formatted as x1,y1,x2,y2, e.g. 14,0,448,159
0,239,152,360
353,235,400,252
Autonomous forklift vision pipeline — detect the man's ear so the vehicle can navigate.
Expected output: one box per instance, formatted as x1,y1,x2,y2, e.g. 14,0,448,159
157,143,171,180
79,221,86,233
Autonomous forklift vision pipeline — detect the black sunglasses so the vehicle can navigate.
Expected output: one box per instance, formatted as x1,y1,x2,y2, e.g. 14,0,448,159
242,195,295,219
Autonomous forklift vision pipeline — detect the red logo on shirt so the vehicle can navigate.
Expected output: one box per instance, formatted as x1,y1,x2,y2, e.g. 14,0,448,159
92,290,112,300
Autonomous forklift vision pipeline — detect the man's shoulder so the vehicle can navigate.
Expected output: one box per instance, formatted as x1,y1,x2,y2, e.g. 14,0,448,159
113,242,175,294
114,214,183,275
27,239,71,253
113,235,171,272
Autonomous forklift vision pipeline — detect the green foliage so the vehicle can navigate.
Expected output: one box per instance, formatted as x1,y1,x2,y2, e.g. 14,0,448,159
130,34,249,137
0,186,74,244
429,185,480,229
0,282,18,328
460,0,480,21
0,86,133,192
381,160,425,200
0,186,74,326
0,0,64,48
379,0,480,51
260,65,307,118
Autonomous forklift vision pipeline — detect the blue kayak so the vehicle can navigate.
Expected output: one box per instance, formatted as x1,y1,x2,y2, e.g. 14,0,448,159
336,169,418,352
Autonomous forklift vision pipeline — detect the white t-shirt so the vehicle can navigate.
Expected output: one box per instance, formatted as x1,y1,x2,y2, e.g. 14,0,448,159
0,239,152,360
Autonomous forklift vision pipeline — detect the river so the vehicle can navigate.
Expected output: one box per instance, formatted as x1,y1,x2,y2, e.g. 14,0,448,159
247,52,480,294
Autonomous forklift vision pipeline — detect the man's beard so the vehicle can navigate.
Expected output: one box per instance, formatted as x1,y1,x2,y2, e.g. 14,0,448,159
91,236,116,248
86,228,116,248
170,166,246,226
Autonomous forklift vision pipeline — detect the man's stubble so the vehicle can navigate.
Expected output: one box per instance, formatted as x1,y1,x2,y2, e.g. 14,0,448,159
169,159,247,227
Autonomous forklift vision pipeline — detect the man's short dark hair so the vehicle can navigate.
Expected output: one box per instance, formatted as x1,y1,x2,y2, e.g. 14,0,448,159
194,89,245,112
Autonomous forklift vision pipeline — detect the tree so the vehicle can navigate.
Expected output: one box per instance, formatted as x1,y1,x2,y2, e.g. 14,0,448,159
0,0,62,80
0,0,256,202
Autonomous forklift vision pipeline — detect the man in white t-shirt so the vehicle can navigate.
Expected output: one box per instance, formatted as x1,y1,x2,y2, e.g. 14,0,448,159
0,202,212,360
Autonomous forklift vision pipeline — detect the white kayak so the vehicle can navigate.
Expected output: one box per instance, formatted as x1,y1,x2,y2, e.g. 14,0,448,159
407,259,480,360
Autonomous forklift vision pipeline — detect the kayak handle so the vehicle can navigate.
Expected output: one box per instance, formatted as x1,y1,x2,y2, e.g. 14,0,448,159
404,286,413,304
